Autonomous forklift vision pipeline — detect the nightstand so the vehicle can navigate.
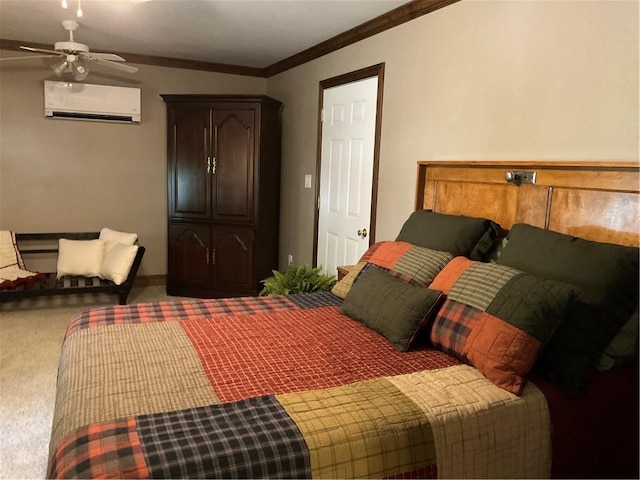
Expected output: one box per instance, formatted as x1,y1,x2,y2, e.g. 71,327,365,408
337,265,355,281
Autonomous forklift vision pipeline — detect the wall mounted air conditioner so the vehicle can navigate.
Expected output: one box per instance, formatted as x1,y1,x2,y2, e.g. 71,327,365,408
44,81,141,124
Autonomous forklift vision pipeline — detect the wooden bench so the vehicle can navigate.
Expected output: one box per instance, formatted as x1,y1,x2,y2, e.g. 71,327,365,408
0,232,145,305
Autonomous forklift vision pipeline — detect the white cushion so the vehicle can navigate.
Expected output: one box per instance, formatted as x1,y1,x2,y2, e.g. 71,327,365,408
56,239,105,279
99,228,137,254
100,243,138,285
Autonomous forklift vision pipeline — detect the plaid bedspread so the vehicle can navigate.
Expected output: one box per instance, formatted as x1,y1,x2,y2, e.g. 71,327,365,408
47,292,551,479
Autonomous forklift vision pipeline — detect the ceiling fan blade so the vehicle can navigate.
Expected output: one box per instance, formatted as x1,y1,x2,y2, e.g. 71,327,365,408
0,54,58,62
82,52,126,62
20,46,63,56
92,58,138,73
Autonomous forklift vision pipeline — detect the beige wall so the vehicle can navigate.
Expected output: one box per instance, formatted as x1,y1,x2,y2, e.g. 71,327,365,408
268,0,639,269
1,0,638,278
0,60,267,275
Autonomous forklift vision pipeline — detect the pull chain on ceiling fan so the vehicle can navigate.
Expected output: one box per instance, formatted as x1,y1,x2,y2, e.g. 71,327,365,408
61,0,83,18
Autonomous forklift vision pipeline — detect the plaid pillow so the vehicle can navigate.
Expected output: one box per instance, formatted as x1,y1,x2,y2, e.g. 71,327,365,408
331,241,452,299
429,257,578,395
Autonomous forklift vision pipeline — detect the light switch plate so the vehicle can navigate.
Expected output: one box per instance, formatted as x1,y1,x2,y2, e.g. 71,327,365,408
304,174,312,189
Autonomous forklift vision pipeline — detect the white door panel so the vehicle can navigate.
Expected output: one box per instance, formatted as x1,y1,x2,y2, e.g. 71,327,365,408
317,76,378,277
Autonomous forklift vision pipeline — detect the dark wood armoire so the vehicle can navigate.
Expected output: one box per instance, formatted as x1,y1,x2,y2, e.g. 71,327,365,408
162,94,282,298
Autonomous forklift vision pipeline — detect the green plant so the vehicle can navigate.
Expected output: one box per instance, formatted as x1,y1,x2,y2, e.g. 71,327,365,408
259,264,336,296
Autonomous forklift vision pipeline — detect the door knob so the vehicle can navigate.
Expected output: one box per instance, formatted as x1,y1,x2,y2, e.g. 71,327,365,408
358,228,368,238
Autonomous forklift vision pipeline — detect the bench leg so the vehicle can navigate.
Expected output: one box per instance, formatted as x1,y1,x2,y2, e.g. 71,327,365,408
118,290,129,305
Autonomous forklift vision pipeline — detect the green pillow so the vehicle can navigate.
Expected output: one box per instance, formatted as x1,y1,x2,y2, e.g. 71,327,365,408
497,223,639,396
396,210,502,261
599,307,639,371
340,264,444,352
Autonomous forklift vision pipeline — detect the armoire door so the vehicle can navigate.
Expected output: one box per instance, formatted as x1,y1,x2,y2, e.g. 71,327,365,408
168,106,212,221
211,226,255,294
211,107,255,223
168,223,212,294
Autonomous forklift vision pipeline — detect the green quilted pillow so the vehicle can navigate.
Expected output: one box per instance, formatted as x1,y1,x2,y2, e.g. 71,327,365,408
429,257,578,395
396,210,502,260
340,264,444,352
599,308,639,371
497,223,639,396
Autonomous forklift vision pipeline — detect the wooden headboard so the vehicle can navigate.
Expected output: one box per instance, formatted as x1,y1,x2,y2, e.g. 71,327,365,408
415,161,640,247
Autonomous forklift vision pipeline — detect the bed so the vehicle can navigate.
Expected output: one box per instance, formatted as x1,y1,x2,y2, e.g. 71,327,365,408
47,161,639,479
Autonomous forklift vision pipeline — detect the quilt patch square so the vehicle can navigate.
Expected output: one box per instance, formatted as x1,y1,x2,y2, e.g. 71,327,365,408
368,241,414,270
287,291,343,309
393,247,452,286
277,378,436,479
430,299,477,357
448,261,520,311
137,395,311,479
48,417,148,479
183,306,459,402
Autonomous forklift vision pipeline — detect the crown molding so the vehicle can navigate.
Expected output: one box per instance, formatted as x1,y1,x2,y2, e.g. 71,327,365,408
264,0,460,77
0,0,460,79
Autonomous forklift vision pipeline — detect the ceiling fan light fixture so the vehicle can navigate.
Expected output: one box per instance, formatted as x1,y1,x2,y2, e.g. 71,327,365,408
52,60,70,77
72,61,89,81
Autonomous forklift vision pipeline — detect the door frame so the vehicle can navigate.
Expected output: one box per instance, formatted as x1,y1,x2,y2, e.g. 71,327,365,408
312,62,385,267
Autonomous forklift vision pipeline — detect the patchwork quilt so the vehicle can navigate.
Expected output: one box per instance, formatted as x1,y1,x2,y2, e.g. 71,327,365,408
48,292,551,479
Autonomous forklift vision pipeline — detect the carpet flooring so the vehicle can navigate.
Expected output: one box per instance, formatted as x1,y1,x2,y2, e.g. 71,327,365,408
0,285,184,479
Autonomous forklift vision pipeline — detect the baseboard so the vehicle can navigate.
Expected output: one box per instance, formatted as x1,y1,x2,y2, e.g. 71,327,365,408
134,275,166,287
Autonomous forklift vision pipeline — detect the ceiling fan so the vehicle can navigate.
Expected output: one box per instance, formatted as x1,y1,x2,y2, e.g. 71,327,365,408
1,20,138,81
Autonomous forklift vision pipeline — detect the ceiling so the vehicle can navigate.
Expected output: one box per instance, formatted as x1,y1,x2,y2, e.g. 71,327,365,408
0,0,410,71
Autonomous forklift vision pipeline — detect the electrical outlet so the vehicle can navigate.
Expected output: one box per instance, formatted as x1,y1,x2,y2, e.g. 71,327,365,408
288,254,294,265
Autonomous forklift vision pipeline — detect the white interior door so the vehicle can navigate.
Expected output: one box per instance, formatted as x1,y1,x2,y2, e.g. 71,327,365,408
317,76,378,277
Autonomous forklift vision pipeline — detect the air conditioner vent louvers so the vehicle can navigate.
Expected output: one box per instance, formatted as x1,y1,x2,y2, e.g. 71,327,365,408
50,111,135,123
